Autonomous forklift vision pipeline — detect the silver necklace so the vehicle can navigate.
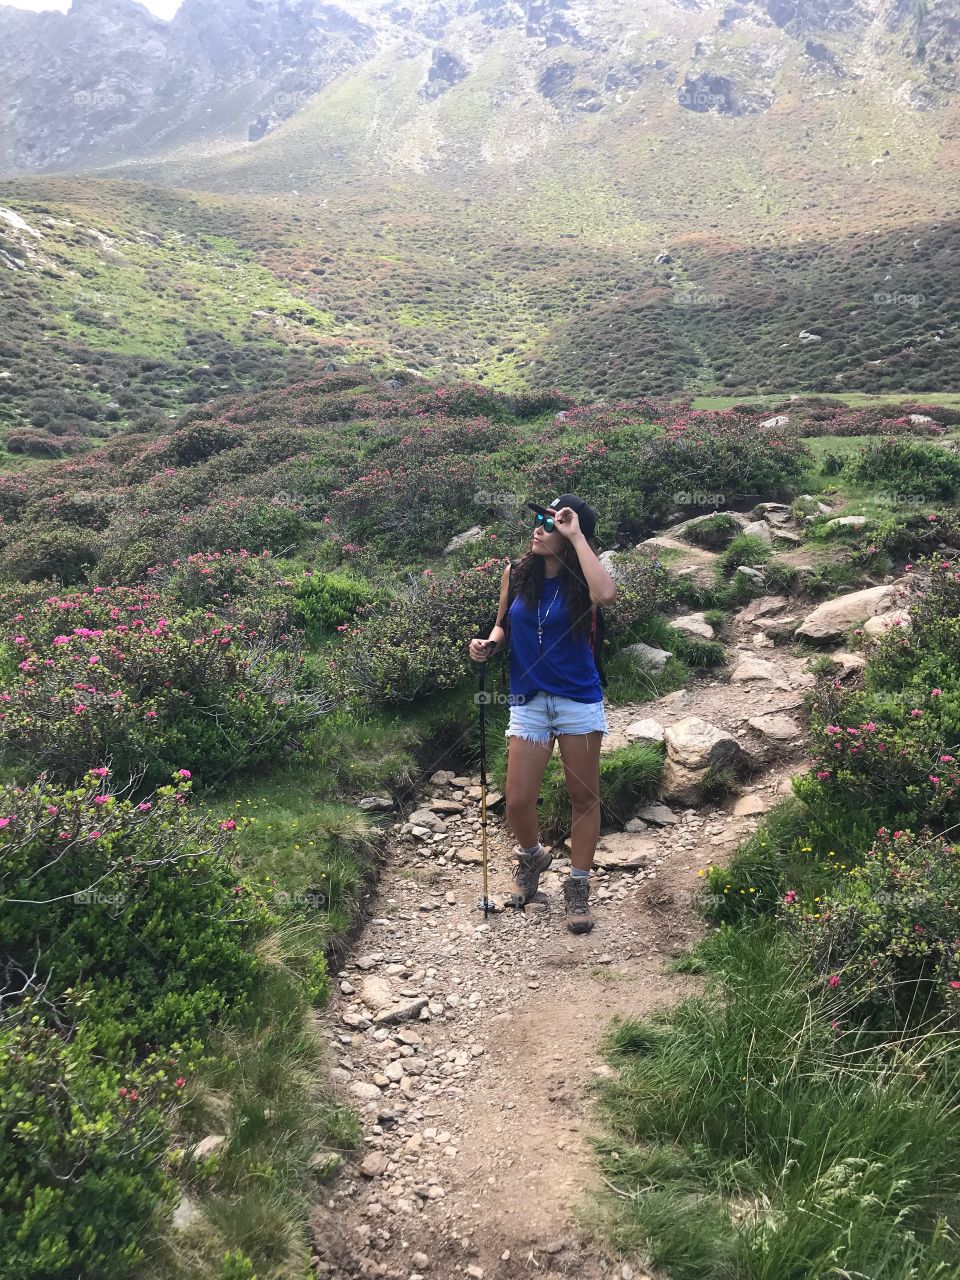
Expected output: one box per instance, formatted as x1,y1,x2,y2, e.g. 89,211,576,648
537,578,562,647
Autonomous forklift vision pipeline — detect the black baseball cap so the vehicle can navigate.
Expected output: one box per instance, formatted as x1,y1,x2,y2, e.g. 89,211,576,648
526,493,597,540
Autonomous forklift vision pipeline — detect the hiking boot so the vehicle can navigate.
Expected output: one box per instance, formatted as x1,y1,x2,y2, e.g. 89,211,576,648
505,844,553,908
563,877,593,934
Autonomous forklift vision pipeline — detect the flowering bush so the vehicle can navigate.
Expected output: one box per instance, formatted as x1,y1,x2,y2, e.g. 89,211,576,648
797,682,958,834
146,548,290,614
329,455,481,557
0,771,268,1277
0,595,326,785
781,829,960,1020
526,415,810,538
797,559,960,836
0,769,266,1048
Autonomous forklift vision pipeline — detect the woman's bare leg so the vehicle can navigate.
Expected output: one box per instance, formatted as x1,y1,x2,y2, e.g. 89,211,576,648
504,734,556,849
556,731,603,872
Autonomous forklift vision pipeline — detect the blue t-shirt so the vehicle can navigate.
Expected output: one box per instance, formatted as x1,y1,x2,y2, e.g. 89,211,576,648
507,574,603,705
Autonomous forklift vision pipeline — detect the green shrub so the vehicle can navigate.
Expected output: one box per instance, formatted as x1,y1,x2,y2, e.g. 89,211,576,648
717,532,772,576
538,741,665,843
218,1252,259,1280
157,421,247,468
0,1004,180,1280
783,828,960,1022
0,526,104,585
603,552,679,640
848,438,960,501
330,558,504,705
295,571,378,644
0,769,265,1051
329,454,480,559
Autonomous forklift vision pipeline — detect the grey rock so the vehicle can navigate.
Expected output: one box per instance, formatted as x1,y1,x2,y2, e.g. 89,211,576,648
742,519,773,542
358,795,394,811
444,526,484,554
623,642,672,671
796,584,898,640
638,803,679,825
374,998,430,1026
730,656,792,688
824,515,868,531
664,716,748,772
624,717,665,747
748,713,801,741
738,594,789,624
671,612,715,640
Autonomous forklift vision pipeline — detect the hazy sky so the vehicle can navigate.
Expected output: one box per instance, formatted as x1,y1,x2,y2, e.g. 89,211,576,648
2,0,184,15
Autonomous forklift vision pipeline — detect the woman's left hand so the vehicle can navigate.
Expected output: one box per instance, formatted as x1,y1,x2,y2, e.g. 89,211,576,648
554,507,581,539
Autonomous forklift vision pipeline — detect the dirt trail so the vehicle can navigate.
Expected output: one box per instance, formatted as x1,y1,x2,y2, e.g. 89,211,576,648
309,620,814,1280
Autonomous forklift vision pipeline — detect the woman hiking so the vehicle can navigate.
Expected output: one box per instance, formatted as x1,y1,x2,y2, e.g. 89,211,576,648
467,494,617,934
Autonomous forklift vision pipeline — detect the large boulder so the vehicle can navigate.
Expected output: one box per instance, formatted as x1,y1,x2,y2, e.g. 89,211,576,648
660,758,710,806
742,519,774,542
664,716,748,772
796,584,899,641
748,713,801,741
730,656,793,689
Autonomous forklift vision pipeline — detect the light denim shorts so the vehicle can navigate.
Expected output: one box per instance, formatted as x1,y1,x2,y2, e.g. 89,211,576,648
505,691,608,744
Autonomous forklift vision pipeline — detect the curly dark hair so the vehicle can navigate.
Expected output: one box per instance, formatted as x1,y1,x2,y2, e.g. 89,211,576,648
508,540,594,640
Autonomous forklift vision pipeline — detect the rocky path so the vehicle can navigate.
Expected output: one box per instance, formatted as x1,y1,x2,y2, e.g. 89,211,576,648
308,557,907,1279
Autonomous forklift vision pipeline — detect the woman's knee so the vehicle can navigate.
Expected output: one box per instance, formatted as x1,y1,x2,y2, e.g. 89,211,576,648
567,784,600,812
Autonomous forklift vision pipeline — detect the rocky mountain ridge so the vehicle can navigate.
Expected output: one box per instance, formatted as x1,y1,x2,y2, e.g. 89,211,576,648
0,0,956,177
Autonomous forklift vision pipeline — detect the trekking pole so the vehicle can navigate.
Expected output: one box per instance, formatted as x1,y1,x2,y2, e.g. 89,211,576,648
472,652,500,917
